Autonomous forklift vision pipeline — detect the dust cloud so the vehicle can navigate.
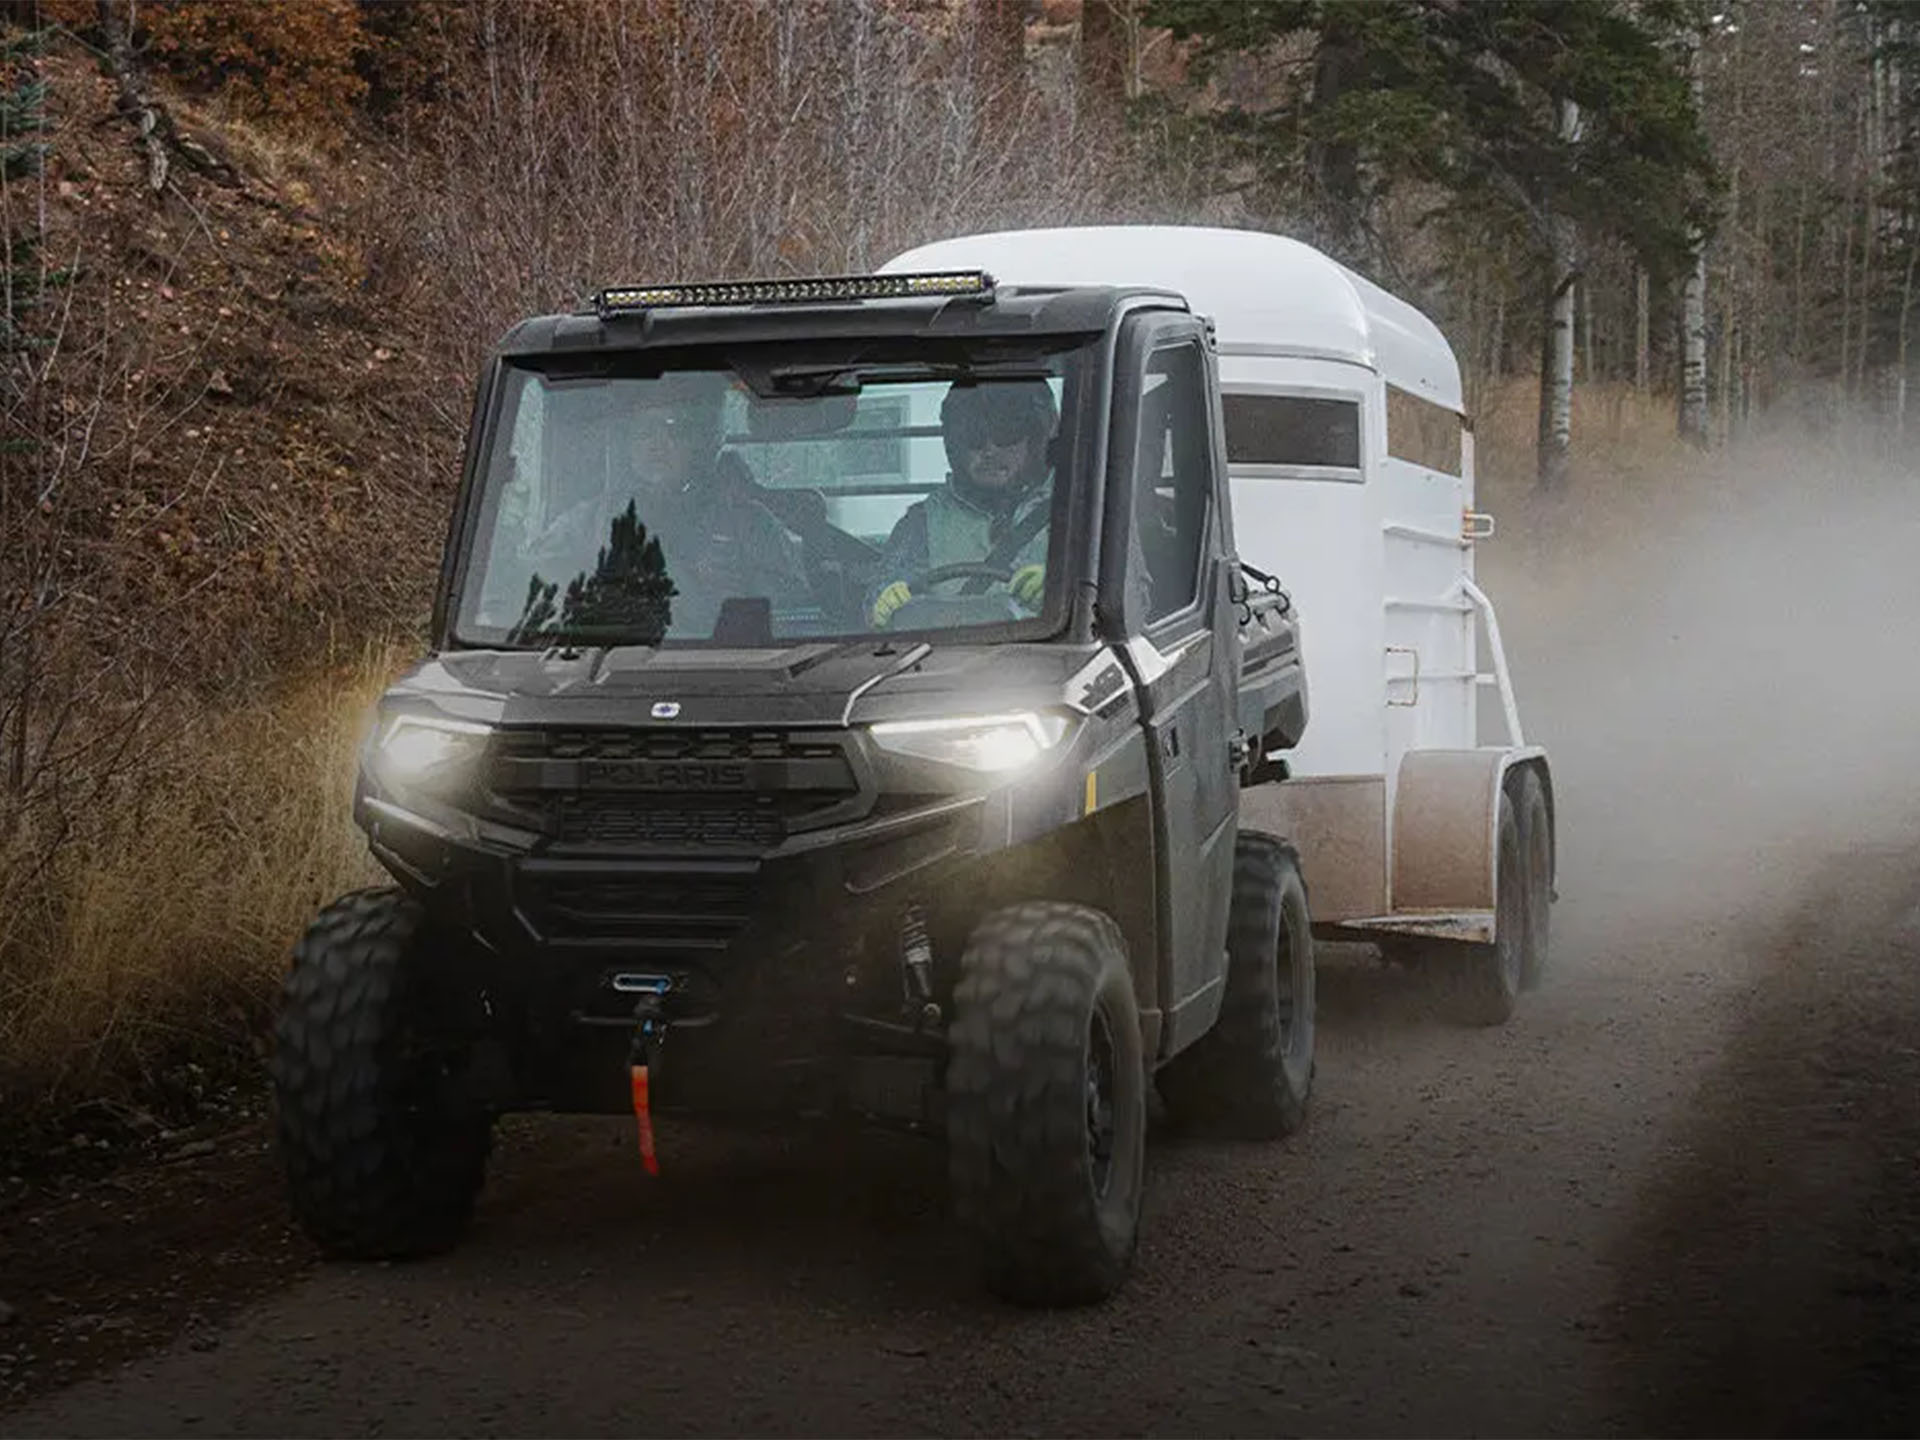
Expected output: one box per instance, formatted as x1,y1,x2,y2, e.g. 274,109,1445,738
1481,427,1920,945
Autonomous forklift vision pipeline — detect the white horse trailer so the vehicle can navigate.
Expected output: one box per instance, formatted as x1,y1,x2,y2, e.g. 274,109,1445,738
884,226,1555,1019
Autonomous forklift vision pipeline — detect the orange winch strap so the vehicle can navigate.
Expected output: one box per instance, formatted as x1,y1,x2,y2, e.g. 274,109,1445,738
630,1063,660,1176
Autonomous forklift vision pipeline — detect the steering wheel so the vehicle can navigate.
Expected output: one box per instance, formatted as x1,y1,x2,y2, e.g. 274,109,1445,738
904,562,1016,593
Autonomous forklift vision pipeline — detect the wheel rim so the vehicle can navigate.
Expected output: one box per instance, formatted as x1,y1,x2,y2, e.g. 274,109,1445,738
1086,1004,1118,1198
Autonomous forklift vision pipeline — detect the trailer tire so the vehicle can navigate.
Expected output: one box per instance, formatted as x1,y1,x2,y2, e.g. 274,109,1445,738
946,901,1145,1307
271,888,494,1260
1447,792,1524,1026
1515,768,1552,991
1156,832,1315,1139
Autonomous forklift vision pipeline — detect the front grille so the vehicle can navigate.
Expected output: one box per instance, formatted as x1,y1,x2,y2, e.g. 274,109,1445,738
484,726,863,854
496,728,846,764
553,795,787,852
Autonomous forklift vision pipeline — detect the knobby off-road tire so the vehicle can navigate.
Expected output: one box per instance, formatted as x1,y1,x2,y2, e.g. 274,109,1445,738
1156,832,1316,1139
1449,791,1525,1026
1515,767,1552,991
946,901,1146,1308
271,888,494,1260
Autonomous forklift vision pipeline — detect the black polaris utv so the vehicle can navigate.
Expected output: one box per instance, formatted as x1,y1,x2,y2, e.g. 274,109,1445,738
270,269,1313,1307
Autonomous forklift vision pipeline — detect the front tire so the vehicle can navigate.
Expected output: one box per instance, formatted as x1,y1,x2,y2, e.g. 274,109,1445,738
271,888,494,1259
946,902,1146,1307
1156,832,1315,1138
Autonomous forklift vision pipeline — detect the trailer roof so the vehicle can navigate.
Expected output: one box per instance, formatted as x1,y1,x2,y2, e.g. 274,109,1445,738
884,226,1464,414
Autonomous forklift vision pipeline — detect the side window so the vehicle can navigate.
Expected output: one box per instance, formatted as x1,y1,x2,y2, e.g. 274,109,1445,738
1221,392,1363,479
1132,342,1213,626
1385,384,1463,475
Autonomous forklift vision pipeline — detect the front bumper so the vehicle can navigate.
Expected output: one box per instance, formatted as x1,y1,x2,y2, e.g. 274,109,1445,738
355,730,1024,1121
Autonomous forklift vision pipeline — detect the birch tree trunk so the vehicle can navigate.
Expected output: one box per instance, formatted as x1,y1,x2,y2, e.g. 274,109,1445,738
1678,20,1710,448
1536,94,1581,490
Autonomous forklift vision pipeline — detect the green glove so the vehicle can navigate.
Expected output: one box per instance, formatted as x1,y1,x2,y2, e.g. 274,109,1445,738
1010,563,1045,606
871,580,912,626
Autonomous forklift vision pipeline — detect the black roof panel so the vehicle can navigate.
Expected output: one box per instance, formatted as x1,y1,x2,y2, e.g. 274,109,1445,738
492,284,1188,358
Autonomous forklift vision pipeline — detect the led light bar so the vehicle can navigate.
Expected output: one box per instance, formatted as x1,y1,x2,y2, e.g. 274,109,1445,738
593,270,995,316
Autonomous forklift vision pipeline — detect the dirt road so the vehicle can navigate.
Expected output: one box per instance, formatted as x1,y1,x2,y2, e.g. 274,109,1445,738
5,461,1920,1437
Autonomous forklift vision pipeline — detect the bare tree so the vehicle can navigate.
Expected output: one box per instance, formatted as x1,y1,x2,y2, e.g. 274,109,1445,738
1536,95,1582,489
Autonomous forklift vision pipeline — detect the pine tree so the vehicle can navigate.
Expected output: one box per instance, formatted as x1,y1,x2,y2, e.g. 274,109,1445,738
1148,0,1717,485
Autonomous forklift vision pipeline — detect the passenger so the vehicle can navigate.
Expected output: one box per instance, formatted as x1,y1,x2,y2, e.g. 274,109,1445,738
867,378,1058,627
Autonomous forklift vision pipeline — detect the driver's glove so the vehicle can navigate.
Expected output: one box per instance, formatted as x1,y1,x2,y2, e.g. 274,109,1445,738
871,580,912,627
1010,563,1045,606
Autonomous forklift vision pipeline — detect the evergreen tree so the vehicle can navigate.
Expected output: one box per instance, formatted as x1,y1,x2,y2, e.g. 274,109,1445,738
1148,0,1718,484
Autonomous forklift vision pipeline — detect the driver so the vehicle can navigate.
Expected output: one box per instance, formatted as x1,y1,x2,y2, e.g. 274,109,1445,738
867,377,1057,628
520,371,812,635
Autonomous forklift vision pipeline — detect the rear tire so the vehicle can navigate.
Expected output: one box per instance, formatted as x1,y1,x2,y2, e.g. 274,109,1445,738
1156,832,1315,1138
1447,792,1524,1027
271,888,494,1260
946,901,1145,1307
1515,768,1553,991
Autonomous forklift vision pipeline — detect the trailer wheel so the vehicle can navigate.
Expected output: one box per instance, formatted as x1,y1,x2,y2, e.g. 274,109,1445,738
946,901,1145,1307
1515,768,1552,990
1156,832,1315,1138
271,888,494,1260
1448,792,1524,1027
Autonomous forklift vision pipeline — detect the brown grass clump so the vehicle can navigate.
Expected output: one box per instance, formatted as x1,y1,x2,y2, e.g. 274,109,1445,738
0,638,408,1118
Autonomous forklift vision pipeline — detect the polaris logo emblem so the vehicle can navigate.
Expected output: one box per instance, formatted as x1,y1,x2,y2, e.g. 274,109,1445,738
650,701,682,719
582,760,750,788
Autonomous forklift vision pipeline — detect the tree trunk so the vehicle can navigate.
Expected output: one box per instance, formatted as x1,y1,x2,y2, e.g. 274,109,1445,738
1678,22,1709,448
1680,245,1709,445
1491,284,1506,383
1635,266,1650,394
984,0,1027,87
1580,277,1595,382
1079,0,1128,122
1537,94,1581,490
1538,270,1577,488
1305,11,1365,259
1899,242,1917,444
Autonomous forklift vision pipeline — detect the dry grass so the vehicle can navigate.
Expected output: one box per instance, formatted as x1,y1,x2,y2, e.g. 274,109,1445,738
0,638,410,1115
1467,379,1758,620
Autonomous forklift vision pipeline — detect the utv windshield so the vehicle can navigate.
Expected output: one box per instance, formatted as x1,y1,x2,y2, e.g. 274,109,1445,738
451,339,1094,649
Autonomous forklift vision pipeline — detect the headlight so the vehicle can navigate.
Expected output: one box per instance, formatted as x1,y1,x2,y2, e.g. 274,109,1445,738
868,711,1074,774
374,713,493,786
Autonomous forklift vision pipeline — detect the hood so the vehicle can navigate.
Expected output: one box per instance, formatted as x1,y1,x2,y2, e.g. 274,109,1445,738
389,638,1099,732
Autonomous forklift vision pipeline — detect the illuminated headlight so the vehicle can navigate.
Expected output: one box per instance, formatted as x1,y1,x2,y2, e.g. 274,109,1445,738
868,711,1075,774
373,714,492,786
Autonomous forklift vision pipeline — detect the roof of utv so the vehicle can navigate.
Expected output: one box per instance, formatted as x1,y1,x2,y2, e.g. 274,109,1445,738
490,282,1187,359
884,227,1464,413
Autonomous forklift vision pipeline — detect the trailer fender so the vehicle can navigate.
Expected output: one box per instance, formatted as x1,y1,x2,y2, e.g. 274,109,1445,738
1391,747,1551,915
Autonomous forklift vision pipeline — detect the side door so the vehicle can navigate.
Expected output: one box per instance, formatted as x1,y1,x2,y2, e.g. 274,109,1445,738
1102,314,1241,1053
